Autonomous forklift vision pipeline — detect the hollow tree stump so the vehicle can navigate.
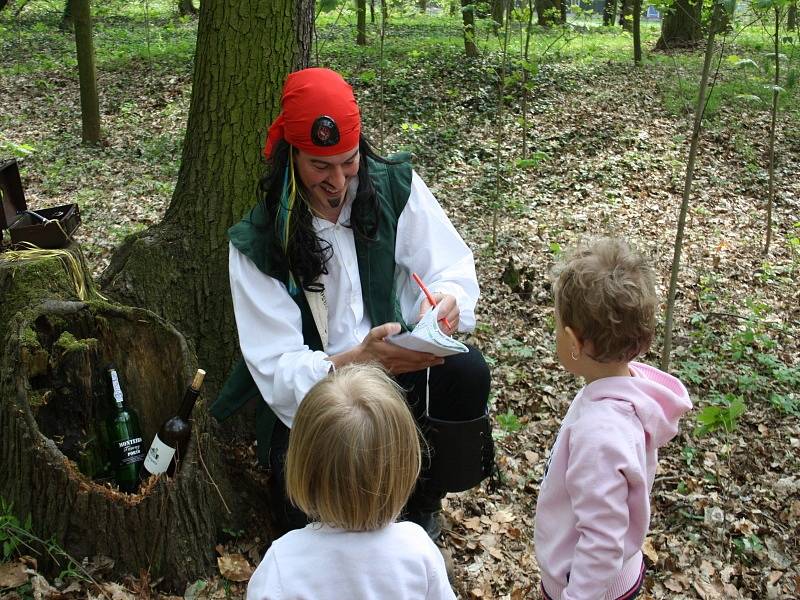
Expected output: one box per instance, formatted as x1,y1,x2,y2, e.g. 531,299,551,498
0,247,245,590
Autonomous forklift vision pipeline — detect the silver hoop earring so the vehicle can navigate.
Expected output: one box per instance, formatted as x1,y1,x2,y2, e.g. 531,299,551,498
570,351,579,361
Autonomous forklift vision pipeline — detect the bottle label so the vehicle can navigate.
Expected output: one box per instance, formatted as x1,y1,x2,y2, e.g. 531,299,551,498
143,435,176,474
115,436,144,466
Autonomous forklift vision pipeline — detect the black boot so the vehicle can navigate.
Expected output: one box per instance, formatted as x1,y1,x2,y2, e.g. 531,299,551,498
404,508,443,541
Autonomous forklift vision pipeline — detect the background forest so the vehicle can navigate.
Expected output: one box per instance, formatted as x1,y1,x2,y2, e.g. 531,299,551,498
1,0,798,598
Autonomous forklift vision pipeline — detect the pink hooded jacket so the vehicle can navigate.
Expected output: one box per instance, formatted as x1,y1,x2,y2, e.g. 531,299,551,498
534,362,692,600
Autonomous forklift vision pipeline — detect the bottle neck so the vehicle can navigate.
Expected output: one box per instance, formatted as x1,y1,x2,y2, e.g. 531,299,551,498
178,388,199,420
109,370,125,409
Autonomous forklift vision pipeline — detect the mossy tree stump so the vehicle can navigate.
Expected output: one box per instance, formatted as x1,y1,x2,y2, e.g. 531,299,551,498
0,248,247,590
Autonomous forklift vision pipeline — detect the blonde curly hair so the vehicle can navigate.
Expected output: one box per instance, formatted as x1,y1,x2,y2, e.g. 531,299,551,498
552,238,657,363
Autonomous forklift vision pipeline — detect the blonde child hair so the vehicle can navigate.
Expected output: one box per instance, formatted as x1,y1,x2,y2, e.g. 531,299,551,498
552,237,658,363
285,364,422,531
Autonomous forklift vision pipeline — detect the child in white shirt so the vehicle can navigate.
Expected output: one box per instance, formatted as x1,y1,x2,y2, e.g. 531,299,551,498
247,364,455,600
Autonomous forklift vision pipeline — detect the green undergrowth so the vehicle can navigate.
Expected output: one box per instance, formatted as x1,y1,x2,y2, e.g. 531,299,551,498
673,274,800,438
0,0,195,76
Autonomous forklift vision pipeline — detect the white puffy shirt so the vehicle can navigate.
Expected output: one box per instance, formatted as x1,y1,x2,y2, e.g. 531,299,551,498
229,171,479,427
246,522,456,600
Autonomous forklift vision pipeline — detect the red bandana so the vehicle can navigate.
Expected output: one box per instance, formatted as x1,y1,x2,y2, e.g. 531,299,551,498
263,68,361,159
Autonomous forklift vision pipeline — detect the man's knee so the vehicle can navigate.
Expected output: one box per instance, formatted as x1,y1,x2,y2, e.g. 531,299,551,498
448,345,490,400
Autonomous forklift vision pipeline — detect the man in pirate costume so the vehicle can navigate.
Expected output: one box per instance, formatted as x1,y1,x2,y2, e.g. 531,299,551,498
211,68,493,539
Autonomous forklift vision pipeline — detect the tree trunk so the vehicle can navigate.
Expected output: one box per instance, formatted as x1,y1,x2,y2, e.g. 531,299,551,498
418,0,427,12
370,0,375,23
99,0,313,398
461,0,479,57
0,249,254,589
60,0,74,31
619,0,633,30
178,0,197,16
661,1,722,370
603,0,616,25
655,0,703,50
633,0,642,62
764,5,780,255
357,0,367,45
788,1,796,29
72,0,100,144
536,0,565,26
492,0,505,29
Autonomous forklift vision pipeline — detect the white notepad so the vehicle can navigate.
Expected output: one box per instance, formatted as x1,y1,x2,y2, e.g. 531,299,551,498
387,304,469,357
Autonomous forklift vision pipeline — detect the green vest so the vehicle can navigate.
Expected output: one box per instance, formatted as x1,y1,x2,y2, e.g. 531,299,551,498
210,154,413,463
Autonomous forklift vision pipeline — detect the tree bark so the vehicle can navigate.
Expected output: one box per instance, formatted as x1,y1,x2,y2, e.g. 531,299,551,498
72,0,101,144
357,0,367,45
603,0,617,25
60,0,74,31
178,0,197,16
461,0,479,57
764,5,780,255
633,0,642,62
99,0,314,397
619,0,633,31
0,249,253,589
655,0,703,50
418,0,427,12
536,0,565,26
788,1,796,29
492,0,505,30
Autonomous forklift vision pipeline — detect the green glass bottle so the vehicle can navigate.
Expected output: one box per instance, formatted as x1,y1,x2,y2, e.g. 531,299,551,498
107,367,144,493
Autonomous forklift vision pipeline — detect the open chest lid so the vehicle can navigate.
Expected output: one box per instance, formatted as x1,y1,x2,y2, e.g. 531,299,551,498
0,158,28,230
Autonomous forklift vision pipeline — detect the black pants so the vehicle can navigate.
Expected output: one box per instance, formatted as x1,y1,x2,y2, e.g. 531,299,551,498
268,345,491,535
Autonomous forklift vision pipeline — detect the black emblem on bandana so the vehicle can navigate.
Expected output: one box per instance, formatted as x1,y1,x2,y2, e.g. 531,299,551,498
311,116,340,147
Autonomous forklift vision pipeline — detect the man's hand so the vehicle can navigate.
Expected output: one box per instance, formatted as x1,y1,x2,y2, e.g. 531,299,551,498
330,323,443,374
419,293,459,336
361,323,444,374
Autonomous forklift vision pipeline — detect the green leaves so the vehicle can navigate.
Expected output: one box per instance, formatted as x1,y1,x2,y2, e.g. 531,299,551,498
769,392,799,416
514,150,550,170
0,498,30,561
694,394,746,437
0,138,35,158
730,57,760,70
735,93,764,103
497,409,523,433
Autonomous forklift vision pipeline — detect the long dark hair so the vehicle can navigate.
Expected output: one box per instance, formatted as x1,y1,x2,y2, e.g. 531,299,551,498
257,135,391,292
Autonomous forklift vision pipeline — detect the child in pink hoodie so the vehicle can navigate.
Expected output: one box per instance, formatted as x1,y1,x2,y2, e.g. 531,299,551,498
534,238,692,600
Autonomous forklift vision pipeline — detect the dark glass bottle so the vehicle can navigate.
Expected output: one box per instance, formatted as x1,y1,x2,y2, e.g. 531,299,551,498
141,369,205,480
107,367,144,493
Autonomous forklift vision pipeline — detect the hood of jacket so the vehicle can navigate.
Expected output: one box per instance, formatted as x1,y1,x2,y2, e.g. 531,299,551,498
580,361,692,448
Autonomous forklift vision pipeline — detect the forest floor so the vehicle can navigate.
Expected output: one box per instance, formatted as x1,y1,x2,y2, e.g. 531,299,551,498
1,10,799,600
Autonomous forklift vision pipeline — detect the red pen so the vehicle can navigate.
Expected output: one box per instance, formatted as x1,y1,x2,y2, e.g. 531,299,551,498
411,272,453,331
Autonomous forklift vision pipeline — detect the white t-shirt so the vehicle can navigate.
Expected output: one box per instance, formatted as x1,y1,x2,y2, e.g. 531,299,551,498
229,170,479,428
246,521,456,600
